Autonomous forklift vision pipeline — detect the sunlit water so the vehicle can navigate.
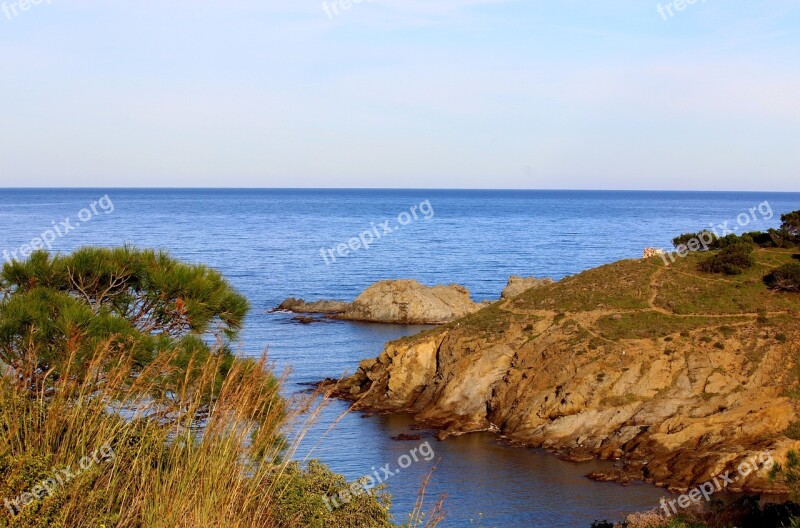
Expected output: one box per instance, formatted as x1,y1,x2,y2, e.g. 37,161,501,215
2,188,798,527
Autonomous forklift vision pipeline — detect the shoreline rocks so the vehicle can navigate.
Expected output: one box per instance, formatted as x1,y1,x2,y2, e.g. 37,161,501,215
274,275,554,325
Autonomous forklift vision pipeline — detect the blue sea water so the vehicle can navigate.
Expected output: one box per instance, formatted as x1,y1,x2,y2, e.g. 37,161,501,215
1,188,799,527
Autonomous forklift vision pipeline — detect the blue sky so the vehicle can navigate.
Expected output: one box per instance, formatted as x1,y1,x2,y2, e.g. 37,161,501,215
0,1,798,190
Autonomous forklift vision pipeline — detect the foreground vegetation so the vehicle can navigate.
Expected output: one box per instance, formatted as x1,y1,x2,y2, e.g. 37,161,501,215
592,494,800,528
0,248,441,527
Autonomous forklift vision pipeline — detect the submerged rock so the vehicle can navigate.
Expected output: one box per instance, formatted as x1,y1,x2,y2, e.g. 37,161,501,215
291,315,323,324
391,433,423,441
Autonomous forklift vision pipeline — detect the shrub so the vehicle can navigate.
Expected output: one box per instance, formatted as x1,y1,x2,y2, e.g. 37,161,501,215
269,461,395,528
623,511,672,527
742,230,776,248
785,422,800,440
782,210,800,240
759,211,800,248
765,227,797,248
695,496,800,528
671,232,757,253
716,233,752,249
673,232,703,249
765,263,800,292
698,243,755,275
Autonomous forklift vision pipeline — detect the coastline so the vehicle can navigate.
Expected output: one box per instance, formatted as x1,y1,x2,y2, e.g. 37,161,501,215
322,249,800,497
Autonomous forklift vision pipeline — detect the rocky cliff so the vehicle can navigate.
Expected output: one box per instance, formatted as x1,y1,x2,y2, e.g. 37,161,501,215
333,248,800,493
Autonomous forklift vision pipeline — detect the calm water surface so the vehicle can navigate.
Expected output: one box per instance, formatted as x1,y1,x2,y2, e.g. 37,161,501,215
2,189,799,527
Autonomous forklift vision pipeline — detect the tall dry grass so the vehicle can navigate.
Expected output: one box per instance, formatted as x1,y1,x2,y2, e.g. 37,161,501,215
0,342,443,528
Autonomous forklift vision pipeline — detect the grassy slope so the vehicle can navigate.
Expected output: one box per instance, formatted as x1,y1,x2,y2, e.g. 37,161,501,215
387,247,799,360
505,247,799,338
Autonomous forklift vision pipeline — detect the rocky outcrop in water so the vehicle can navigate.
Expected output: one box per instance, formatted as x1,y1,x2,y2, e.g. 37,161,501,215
274,280,482,324
344,280,480,324
275,298,349,314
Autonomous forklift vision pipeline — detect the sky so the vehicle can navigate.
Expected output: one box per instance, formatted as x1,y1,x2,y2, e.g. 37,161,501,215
0,0,798,191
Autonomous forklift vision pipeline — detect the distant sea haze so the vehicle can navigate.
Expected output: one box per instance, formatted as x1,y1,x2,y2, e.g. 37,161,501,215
2,188,799,527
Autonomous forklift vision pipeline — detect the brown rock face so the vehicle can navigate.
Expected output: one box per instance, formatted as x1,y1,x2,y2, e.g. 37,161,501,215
334,253,800,493
344,280,480,324
273,298,349,314
501,276,553,299
274,280,481,324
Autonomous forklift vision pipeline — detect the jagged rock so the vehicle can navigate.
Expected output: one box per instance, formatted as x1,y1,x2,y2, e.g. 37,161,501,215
274,280,481,324
343,280,479,324
501,276,553,299
273,297,349,314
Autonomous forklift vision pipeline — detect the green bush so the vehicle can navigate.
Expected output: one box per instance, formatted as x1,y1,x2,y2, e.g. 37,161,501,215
673,209,800,254
782,210,800,240
762,211,800,248
269,461,393,528
716,233,752,249
765,263,800,292
742,230,777,248
673,232,704,249
698,243,755,275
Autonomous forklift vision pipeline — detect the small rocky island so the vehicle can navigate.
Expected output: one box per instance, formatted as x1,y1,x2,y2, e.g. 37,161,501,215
274,276,552,325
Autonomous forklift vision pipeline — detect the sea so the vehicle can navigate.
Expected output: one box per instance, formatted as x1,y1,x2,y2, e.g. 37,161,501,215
1,188,798,527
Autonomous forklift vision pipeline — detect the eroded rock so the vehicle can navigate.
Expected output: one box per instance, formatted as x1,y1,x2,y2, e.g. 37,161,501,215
274,280,482,324
501,276,553,299
273,298,349,314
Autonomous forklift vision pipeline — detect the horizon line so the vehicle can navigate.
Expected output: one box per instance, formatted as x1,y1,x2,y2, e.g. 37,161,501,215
2,187,800,193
